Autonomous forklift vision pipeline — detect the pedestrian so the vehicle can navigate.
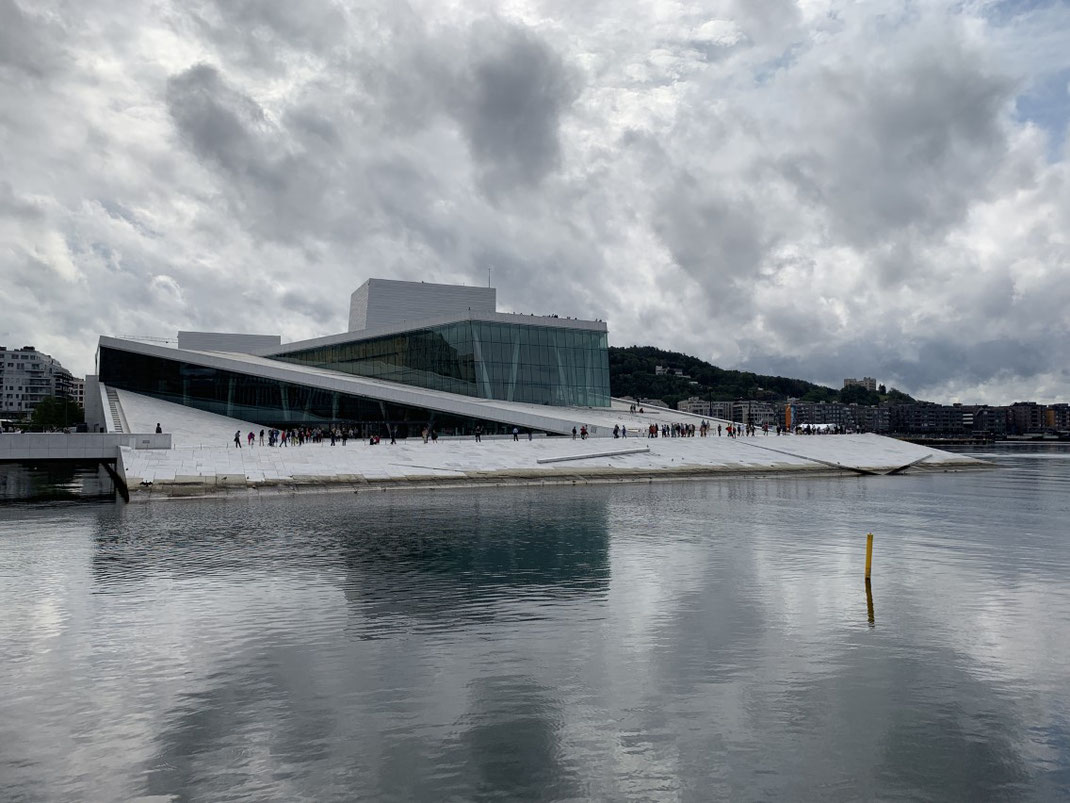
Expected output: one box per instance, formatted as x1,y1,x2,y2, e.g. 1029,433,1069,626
613,424,620,438
621,425,627,438
572,426,577,439
422,426,429,443
247,431,254,447
389,426,396,445
512,427,519,441
475,424,482,443
431,429,438,443
155,422,162,434
259,429,265,446
527,429,532,441
234,430,241,448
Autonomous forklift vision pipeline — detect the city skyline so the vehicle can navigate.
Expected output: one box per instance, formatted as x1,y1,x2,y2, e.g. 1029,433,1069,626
1,0,1068,403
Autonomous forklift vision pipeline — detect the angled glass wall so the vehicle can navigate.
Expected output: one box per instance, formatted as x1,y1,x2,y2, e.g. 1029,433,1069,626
268,321,611,407
97,346,524,437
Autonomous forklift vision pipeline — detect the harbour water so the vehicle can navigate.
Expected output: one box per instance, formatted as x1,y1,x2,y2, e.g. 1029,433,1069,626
1,444,1068,800
0,461,115,504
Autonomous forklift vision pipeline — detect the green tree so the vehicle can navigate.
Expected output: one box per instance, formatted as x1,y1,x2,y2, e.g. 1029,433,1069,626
839,384,880,406
29,396,84,430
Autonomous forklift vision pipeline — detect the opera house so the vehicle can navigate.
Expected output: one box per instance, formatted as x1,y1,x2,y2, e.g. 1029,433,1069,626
89,278,616,438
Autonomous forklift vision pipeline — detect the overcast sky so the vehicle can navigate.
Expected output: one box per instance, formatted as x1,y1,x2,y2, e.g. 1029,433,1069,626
1,0,1068,403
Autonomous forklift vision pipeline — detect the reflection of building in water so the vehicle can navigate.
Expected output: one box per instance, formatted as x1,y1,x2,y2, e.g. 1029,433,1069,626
1,461,115,502
341,492,610,630
85,491,610,609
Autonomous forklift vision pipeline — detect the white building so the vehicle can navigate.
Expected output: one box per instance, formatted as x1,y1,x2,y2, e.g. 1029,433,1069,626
732,400,779,427
92,278,613,438
678,397,712,416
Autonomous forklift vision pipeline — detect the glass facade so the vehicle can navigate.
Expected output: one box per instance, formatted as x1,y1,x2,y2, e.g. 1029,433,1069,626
268,320,611,408
98,347,523,437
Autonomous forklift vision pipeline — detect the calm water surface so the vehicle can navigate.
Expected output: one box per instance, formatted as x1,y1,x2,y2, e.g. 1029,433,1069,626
1,445,1069,801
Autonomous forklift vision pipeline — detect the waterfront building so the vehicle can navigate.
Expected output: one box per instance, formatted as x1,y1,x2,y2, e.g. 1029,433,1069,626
678,397,711,416
786,400,854,430
0,345,76,419
709,401,734,421
1048,403,1070,432
1009,401,1045,435
732,400,779,428
91,279,611,437
852,404,890,433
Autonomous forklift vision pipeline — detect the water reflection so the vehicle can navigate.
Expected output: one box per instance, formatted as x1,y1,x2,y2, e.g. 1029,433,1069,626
866,578,875,626
436,675,581,801
339,493,609,633
143,638,340,802
2,450,1070,800
0,461,115,503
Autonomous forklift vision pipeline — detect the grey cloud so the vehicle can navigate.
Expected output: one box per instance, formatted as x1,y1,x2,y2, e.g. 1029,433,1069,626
779,43,1017,252
653,172,768,315
2,0,1068,403
448,21,580,194
188,0,348,74
0,182,44,221
746,329,1067,402
165,64,354,247
165,64,267,173
0,0,63,77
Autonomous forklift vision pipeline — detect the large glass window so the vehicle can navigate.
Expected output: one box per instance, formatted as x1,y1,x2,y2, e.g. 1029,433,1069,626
98,347,524,437
269,321,610,407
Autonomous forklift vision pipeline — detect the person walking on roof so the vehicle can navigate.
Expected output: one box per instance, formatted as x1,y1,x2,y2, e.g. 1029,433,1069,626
234,430,241,448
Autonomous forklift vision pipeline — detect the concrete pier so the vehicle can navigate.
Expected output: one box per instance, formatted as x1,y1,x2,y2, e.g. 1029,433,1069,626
0,432,171,461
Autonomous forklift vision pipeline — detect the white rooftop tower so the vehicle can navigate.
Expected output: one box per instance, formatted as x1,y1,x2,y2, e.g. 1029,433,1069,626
348,279,496,332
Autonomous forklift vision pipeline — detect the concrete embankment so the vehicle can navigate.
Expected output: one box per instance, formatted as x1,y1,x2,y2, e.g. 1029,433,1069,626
120,434,987,502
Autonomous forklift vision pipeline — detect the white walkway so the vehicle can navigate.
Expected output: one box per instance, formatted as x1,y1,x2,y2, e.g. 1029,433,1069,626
113,388,982,494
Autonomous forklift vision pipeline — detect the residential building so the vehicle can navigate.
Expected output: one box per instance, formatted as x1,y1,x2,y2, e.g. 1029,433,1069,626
1048,403,1070,431
678,397,711,416
71,377,85,409
732,400,779,427
0,345,76,419
1008,402,1045,435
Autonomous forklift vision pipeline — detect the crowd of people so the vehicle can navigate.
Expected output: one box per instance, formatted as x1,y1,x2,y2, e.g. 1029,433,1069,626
231,426,369,448
608,420,780,438
222,419,853,448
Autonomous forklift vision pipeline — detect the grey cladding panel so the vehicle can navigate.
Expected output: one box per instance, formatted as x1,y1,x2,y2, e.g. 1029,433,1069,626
177,332,282,353
349,279,496,331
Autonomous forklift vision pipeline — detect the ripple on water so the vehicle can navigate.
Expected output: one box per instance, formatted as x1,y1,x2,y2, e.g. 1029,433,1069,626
1,449,1069,800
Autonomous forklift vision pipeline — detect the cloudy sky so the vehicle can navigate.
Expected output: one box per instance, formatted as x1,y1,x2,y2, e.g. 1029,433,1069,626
1,0,1068,403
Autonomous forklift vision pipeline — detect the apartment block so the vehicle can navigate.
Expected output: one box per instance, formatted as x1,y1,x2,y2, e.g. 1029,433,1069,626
0,346,76,418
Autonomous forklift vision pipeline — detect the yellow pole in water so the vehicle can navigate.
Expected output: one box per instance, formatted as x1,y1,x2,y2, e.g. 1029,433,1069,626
865,532,874,578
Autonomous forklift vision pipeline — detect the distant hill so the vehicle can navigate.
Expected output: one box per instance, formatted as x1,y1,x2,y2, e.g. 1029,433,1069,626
609,346,915,409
